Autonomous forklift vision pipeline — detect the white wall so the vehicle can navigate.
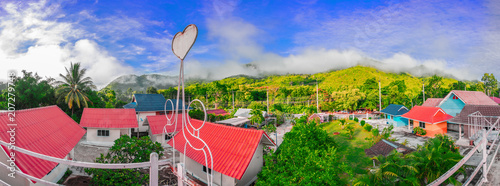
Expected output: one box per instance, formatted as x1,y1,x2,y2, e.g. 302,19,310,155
138,112,157,132
236,144,263,186
86,128,121,143
181,155,235,186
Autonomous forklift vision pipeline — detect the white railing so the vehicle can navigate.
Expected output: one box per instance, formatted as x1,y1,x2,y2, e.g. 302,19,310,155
428,113,500,186
0,139,181,186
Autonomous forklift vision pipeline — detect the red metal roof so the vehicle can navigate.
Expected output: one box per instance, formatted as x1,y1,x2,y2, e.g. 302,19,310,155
146,114,185,135
401,106,453,124
444,90,498,106
206,109,229,116
490,97,500,104
80,108,138,128
168,119,275,180
422,98,443,107
0,106,85,180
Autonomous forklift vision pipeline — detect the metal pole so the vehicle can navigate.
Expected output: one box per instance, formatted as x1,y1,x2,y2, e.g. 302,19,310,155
316,79,319,113
150,152,159,186
267,89,269,114
232,91,235,112
423,81,425,103
378,80,382,111
482,130,488,183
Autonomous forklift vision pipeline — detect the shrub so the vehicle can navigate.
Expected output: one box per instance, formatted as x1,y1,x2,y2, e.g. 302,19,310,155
381,125,394,139
364,124,372,132
360,120,365,126
353,117,359,122
413,127,427,136
372,128,380,137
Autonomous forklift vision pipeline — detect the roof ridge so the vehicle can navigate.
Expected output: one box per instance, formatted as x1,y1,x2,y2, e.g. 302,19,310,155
0,105,59,116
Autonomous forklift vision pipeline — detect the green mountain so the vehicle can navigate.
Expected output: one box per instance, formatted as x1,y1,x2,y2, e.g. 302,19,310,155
103,74,179,93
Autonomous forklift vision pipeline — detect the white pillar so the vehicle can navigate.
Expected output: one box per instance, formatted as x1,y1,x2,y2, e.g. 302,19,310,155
482,130,488,183
177,163,184,186
149,152,159,186
459,124,462,140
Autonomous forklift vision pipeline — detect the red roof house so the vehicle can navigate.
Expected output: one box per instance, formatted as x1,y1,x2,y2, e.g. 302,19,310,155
168,119,275,185
145,113,185,145
0,106,85,185
206,109,229,116
401,106,453,137
80,108,138,144
490,97,500,104
422,98,443,107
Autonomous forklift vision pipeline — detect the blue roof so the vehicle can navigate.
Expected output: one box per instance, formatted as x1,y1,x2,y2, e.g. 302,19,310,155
124,94,188,112
380,104,409,116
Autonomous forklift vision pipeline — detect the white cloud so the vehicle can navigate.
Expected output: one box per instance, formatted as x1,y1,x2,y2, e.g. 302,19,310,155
0,0,134,88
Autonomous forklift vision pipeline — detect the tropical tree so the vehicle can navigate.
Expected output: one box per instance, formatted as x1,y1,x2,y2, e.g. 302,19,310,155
3,70,56,109
249,109,264,127
55,62,96,115
481,73,498,96
146,86,158,94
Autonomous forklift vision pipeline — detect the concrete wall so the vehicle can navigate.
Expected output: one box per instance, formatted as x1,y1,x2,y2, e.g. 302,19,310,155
181,155,235,186
236,144,263,186
138,111,157,132
86,128,121,143
423,121,447,137
440,93,465,116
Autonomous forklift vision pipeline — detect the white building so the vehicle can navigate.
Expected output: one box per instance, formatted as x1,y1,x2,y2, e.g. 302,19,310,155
80,108,138,144
0,106,85,185
168,119,275,186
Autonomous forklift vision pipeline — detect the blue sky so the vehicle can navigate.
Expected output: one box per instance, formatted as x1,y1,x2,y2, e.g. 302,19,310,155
1,0,499,87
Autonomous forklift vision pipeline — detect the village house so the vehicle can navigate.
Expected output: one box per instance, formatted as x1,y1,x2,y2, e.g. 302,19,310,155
380,104,409,127
447,104,500,140
421,98,443,107
401,106,453,137
206,109,230,116
308,113,329,123
80,108,138,144
145,113,184,145
437,90,497,116
489,97,500,104
123,94,187,134
365,139,414,157
168,119,275,186
0,106,85,185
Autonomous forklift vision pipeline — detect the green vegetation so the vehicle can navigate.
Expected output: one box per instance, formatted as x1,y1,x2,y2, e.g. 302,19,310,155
353,134,463,185
57,169,73,184
413,127,427,136
0,70,56,109
257,116,349,185
55,62,97,114
360,120,366,126
364,124,373,132
85,135,164,186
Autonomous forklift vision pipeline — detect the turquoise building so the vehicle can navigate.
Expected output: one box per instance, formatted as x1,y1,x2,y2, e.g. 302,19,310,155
381,104,409,127
437,90,498,117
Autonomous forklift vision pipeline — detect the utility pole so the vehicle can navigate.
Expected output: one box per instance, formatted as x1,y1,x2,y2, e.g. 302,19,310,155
232,91,235,112
267,89,269,114
316,79,319,113
378,80,382,111
422,81,425,103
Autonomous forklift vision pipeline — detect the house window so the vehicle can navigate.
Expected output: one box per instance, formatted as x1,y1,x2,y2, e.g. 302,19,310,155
409,120,414,126
97,130,110,137
202,166,212,174
165,134,172,140
419,122,425,129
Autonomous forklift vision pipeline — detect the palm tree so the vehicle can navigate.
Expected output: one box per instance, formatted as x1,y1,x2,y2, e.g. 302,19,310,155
249,109,264,127
55,62,96,115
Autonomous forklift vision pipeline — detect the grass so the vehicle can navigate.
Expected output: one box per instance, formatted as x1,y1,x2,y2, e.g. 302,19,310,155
320,120,374,174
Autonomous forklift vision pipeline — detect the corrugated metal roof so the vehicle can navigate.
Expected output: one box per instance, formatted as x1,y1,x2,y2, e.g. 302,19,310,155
422,98,443,107
490,97,500,104
401,106,453,124
206,109,229,116
234,108,266,118
146,114,185,135
0,106,85,180
123,94,189,112
441,90,498,106
168,120,275,180
448,105,500,124
365,139,414,156
80,108,138,128
380,104,409,116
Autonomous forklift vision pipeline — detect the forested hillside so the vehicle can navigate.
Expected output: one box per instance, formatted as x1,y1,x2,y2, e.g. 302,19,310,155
108,66,487,113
